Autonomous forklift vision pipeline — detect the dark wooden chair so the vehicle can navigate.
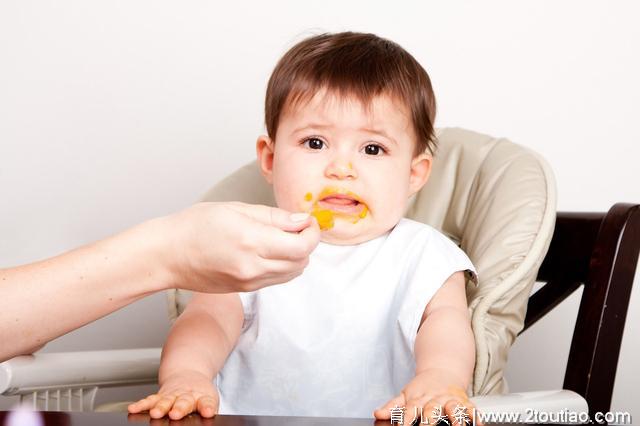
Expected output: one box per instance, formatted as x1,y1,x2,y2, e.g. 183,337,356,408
522,202,640,416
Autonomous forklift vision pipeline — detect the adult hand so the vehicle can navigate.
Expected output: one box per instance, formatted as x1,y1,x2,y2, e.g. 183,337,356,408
162,201,320,293
0,201,319,361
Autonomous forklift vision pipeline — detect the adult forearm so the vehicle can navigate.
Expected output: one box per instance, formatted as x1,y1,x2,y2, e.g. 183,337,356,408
0,217,174,362
414,307,475,388
0,202,319,363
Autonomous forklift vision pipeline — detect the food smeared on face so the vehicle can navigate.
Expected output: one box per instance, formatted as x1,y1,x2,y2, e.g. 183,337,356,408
304,187,369,231
311,208,335,231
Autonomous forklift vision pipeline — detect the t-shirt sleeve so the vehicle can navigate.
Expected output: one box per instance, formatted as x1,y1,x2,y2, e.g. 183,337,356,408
397,229,478,355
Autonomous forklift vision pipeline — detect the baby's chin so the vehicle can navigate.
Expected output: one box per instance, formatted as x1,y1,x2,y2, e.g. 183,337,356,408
318,220,390,246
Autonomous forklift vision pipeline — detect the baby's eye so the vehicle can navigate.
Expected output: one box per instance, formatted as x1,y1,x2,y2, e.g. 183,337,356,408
303,137,325,150
363,144,386,156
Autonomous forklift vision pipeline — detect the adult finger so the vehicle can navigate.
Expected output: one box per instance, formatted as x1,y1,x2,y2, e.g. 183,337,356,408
228,203,314,233
249,268,305,290
297,217,321,245
253,223,320,261
260,256,309,277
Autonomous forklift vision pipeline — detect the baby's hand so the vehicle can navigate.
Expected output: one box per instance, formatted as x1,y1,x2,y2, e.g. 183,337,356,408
128,370,219,420
373,368,482,425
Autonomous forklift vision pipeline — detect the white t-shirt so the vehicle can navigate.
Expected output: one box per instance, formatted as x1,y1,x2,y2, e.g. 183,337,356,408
216,218,478,418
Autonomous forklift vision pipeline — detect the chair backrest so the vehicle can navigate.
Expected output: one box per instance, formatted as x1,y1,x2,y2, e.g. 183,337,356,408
168,127,557,396
524,203,640,416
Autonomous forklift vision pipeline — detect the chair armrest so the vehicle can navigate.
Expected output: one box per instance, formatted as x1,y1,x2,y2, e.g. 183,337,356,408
1,349,588,420
471,390,588,423
0,348,160,395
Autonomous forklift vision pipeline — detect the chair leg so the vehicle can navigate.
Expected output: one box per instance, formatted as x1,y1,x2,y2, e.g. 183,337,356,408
563,203,640,416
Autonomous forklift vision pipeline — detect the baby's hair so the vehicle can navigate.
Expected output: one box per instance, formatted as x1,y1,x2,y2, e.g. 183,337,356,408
264,31,437,156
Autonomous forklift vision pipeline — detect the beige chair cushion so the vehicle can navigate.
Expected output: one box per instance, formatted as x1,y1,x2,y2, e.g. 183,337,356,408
168,127,556,396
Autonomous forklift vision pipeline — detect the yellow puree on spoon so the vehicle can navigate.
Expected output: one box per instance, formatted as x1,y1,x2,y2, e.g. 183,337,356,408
305,188,368,231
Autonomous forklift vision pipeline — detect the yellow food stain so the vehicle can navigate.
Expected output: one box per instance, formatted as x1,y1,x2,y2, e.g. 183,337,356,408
311,208,335,231
305,187,368,231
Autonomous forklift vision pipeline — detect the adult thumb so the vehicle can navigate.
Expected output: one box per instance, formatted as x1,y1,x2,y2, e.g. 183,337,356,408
270,210,314,232
229,203,313,232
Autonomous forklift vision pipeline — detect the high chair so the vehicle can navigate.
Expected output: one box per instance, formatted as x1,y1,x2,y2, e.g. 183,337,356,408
2,127,638,420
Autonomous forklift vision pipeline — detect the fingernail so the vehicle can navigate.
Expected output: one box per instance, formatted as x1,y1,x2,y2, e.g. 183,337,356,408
290,213,310,222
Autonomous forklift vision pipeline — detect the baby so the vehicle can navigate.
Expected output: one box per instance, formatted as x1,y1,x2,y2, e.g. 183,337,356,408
129,31,479,424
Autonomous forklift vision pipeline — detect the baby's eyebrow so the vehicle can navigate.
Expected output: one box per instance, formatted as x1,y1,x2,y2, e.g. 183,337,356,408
292,123,397,145
291,123,332,134
359,127,398,146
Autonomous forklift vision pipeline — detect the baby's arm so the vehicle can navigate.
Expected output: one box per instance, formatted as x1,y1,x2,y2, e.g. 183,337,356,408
128,292,243,420
375,271,482,425
414,270,475,390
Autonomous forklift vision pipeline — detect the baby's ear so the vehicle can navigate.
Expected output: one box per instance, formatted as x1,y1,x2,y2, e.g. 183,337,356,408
256,135,275,184
408,153,432,196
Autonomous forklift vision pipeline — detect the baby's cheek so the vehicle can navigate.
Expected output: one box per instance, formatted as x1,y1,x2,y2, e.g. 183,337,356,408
375,199,408,230
273,185,306,212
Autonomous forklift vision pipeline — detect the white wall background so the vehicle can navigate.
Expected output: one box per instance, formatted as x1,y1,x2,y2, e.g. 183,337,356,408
1,0,638,418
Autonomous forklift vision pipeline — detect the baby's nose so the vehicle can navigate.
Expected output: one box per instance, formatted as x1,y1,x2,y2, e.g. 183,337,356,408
325,161,357,180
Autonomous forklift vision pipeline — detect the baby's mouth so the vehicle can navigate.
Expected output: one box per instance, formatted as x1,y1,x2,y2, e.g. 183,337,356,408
305,188,369,231
317,194,364,214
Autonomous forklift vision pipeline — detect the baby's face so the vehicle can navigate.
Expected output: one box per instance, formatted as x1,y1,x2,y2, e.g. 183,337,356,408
257,90,432,245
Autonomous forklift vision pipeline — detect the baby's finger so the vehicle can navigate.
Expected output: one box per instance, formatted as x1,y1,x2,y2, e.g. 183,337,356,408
373,394,406,420
403,403,421,425
421,399,446,425
196,395,219,418
443,398,473,426
453,398,483,426
450,397,480,425
149,395,177,419
128,394,161,413
405,396,431,425
168,393,196,420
